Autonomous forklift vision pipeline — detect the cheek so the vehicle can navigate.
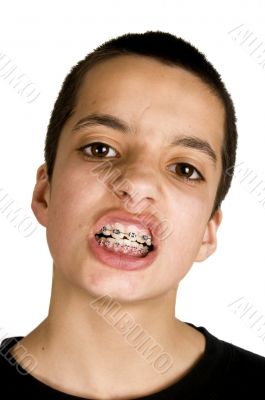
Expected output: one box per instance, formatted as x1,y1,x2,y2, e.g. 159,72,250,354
45,169,103,263
50,164,104,217
162,194,210,277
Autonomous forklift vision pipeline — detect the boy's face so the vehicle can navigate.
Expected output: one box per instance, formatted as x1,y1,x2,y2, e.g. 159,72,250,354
32,55,224,301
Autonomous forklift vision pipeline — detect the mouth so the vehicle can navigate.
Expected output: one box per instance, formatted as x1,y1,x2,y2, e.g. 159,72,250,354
88,209,161,270
94,226,154,256
88,234,159,271
91,210,161,250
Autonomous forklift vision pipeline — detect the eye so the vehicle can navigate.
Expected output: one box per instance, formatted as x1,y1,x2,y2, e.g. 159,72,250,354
168,163,204,182
78,142,118,158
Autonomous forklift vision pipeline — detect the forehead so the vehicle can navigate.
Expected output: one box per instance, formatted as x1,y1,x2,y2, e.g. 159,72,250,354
73,55,225,149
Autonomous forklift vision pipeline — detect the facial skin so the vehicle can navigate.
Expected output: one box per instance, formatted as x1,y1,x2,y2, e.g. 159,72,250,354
24,54,224,398
33,54,223,303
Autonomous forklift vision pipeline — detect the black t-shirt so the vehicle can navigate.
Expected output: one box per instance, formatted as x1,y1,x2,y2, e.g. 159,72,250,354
1,322,265,399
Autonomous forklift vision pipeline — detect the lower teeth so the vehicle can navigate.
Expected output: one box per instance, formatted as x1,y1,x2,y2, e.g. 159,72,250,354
96,236,149,257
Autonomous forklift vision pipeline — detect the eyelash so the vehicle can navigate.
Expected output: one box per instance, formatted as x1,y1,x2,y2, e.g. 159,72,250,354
78,142,205,182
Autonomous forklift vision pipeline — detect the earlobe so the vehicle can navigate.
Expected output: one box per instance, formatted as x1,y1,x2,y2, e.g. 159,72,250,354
31,163,51,228
195,208,223,262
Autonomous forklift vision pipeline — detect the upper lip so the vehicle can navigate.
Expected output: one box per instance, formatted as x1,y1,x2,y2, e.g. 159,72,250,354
91,209,162,250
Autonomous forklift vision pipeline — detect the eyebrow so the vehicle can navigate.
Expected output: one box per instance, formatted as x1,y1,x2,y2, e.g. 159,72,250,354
72,113,217,165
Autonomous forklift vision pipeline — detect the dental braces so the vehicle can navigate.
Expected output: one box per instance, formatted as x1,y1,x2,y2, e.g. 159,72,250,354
101,226,152,244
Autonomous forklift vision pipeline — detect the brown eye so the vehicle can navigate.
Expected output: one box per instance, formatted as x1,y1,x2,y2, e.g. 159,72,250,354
168,163,203,181
80,142,118,158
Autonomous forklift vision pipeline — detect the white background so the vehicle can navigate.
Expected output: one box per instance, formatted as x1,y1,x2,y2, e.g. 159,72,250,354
1,0,265,357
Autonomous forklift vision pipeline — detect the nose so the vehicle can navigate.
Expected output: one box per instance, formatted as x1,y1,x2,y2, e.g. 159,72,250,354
111,164,161,213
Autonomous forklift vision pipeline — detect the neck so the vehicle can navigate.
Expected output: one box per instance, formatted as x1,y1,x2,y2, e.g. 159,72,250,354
13,269,205,399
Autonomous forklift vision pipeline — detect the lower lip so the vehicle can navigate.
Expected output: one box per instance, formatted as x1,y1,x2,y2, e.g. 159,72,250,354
88,236,159,271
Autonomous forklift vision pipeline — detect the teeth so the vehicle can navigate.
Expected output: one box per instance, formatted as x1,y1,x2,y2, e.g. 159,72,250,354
123,238,140,249
101,224,112,235
97,236,149,256
124,225,138,242
109,237,144,249
111,223,124,240
98,223,152,246
136,234,152,246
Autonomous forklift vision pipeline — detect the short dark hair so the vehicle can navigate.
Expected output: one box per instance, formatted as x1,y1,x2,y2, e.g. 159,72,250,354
44,30,237,219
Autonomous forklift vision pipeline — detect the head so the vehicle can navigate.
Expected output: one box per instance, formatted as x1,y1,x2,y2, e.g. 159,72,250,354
32,31,237,302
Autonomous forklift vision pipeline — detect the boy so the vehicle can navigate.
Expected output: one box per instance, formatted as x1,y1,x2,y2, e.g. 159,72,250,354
1,30,265,399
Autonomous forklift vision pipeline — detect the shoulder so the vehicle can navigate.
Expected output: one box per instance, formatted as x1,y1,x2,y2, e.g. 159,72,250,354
0,337,27,379
218,338,265,396
227,341,265,376
197,323,265,376
192,324,265,396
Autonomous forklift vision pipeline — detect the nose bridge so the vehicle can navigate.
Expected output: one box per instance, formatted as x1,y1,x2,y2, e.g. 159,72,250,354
126,161,156,181
124,139,158,177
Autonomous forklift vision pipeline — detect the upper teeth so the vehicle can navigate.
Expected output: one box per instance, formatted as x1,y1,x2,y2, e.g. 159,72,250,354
98,223,152,246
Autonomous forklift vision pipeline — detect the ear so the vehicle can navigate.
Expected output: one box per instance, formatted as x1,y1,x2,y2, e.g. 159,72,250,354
195,208,223,262
31,163,51,228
